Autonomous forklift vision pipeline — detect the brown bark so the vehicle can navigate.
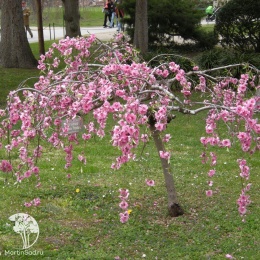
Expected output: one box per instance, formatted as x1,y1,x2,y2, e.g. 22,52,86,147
133,0,148,55
0,0,37,68
149,122,184,217
36,0,45,55
62,0,81,38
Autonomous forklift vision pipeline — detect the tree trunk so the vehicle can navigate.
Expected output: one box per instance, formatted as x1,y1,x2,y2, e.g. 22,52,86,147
149,123,184,217
133,0,148,55
0,0,37,68
36,0,45,55
62,0,81,38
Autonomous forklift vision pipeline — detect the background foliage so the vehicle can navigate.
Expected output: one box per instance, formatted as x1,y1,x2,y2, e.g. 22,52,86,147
121,0,214,49
215,0,260,52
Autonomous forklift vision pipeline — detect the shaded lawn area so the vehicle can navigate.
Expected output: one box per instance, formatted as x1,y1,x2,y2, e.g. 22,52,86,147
0,40,57,108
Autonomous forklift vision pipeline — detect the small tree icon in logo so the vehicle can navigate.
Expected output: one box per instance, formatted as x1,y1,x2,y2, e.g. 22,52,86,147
9,213,39,249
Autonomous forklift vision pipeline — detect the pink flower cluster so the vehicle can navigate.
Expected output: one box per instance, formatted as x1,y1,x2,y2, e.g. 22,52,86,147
236,159,252,217
24,197,41,207
119,189,130,223
0,160,12,173
237,183,251,216
237,159,250,180
159,151,171,160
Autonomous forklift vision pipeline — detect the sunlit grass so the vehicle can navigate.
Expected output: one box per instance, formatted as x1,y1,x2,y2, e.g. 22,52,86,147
29,6,104,28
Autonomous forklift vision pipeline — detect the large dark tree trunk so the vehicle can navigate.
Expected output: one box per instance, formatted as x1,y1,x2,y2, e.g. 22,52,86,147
62,0,81,38
0,0,37,68
133,0,148,55
149,123,184,217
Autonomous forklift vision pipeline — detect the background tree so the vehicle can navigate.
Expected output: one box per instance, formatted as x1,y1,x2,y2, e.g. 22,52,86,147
133,0,148,54
36,0,45,55
0,0,37,68
62,0,81,37
215,0,260,53
122,0,205,49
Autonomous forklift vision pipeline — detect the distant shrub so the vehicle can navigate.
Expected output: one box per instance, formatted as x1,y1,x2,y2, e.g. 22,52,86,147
215,0,260,53
192,30,219,50
197,48,260,82
197,48,260,69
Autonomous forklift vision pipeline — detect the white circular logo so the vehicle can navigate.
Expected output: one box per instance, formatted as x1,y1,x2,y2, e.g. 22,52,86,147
8,213,39,250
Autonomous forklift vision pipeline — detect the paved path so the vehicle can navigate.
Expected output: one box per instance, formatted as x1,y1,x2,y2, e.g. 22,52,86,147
27,18,214,44
27,26,119,43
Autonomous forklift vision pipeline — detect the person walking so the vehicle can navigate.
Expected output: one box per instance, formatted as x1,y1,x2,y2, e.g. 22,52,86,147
115,1,124,32
103,0,111,28
109,0,116,28
205,5,214,22
22,1,33,38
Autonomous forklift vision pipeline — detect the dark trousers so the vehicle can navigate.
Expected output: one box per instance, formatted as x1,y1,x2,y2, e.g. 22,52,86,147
103,12,111,27
25,25,33,38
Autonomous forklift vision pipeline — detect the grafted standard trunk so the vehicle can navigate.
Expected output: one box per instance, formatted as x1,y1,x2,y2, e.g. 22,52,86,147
62,0,81,38
0,0,37,68
149,123,184,217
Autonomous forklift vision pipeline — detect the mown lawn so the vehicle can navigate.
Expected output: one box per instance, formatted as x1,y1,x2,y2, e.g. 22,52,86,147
30,6,105,28
0,91,259,259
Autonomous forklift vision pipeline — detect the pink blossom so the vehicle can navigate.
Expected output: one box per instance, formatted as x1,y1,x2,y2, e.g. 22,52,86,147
200,137,208,146
0,160,12,173
162,69,169,78
155,122,165,131
159,151,171,160
24,202,32,207
78,154,87,165
237,188,251,216
119,189,129,200
225,254,233,259
208,169,215,177
32,198,41,206
24,198,41,207
237,159,250,180
162,134,171,142
24,170,32,178
138,104,148,115
119,211,129,223
141,134,149,142
205,124,214,134
210,152,217,166
208,181,213,186
119,200,128,210
206,190,213,197
200,152,208,164
220,139,231,148
146,179,155,186
32,166,39,174
82,133,91,140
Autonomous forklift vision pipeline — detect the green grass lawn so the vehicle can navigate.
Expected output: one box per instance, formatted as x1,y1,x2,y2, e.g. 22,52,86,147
0,106,259,259
30,6,105,28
